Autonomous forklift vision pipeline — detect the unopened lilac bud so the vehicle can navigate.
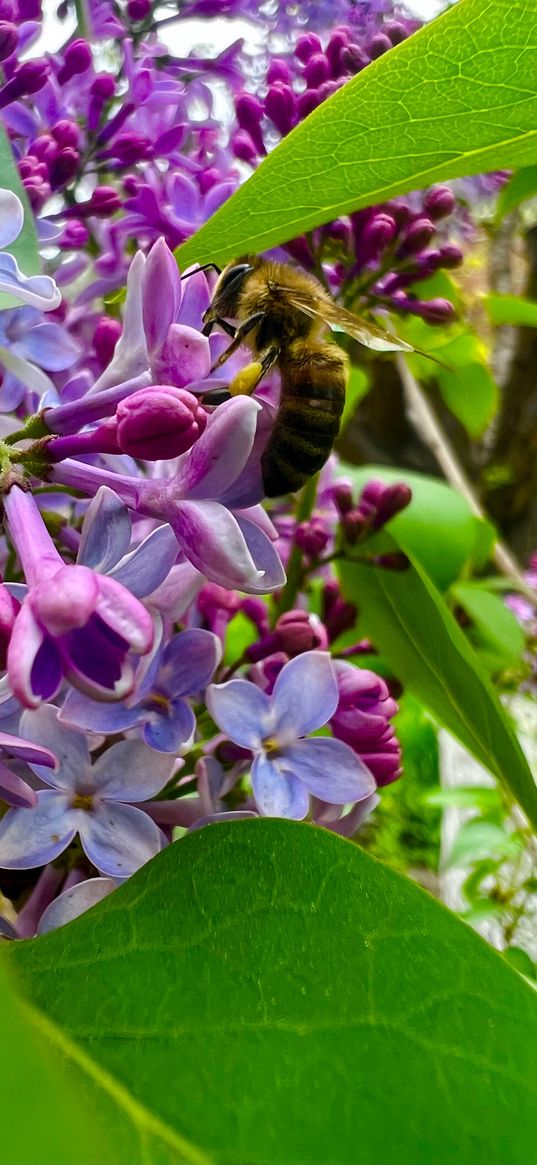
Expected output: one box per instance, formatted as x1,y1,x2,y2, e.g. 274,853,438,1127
0,584,19,671
111,132,151,164
57,38,92,85
368,33,393,58
240,597,269,635
93,316,122,367
317,79,344,102
322,580,357,641
340,43,369,73
75,185,121,218
51,119,81,149
91,73,115,99
198,167,223,194
267,57,290,85
276,610,328,655
0,21,16,61
423,185,455,220
326,29,349,75
116,386,207,460
413,297,455,324
384,21,409,45
265,83,295,136
397,217,436,258
231,129,258,164
374,552,410,571
18,0,40,15
127,0,151,17
437,243,463,269
297,89,320,120
0,1,16,16
362,212,397,261
333,480,354,515
235,92,265,155
30,133,58,164
59,219,89,248
372,483,412,528
0,57,48,107
50,147,79,188
295,33,322,63
342,509,368,545
294,518,330,559
303,52,330,88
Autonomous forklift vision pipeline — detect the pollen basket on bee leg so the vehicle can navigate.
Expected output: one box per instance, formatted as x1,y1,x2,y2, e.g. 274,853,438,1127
229,362,263,396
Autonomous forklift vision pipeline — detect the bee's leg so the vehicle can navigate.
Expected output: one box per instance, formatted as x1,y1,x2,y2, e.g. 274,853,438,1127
210,312,265,372
202,317,236,339
228,345,279,397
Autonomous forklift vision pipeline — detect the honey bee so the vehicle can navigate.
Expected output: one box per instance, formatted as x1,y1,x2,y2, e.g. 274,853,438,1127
199,255,417,498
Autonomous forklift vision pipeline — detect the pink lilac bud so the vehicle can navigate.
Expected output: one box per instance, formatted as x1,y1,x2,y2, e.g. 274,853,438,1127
362,212,397,262
295,34,322,63
294,518,330,559
0,1,16,16
265,83,296,136
322,580,357,642
437,243,463,269
373,552,410,571
384,21,409,45
0,584,20,671
18,0,40,15
397,217,436,258
91,73,115,99
342,509,368,545
247,652,287,694
246,611,328,664
109,132,151,165
410,297,455,324
303,52,330,88
57,39,92,85
340,44,369,73
359,479,412,529
331,662,402,786
235,92,265,156
326,29,349,76
29,133,58,164
423,186,456,220
231,129,258,164
127,0,151,17
115,386,207,459
297,89,320,120
197,167,223,194
0,22,16,61
368,33,393,59
240,597,269,636
59,219,89,248
333,480,354,515
0,58,48,107
267,58,291,85
93,316,122,367
73,186,121,218
50,147,80,188
51,119,81,149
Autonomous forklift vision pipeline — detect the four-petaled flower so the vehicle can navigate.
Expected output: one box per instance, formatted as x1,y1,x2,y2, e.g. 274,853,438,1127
207,652,376,819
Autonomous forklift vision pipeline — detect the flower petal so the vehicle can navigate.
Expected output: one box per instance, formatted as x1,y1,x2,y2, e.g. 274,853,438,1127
20,704,90,791
78,801,162,877
90,250,148,393
143,698,195,753
143,237,180,354
234,515,286,593
0,729,58,770
0,344,56,396
78,486,133,572
283,738,377,804
174,395,259,500
272,652,338,738
0,790,77,869
146,560,204,621
16,323,80,371
59,689,141,734
0,252,61,311
91,739,174,799
0,759,37,808
206,678,270,748
0,189,24,249
158,629,221,698
7,601,62,708
38,877,116,934
251,752,309,819
172,501,265,591
95,574,154,654
110,523,178,598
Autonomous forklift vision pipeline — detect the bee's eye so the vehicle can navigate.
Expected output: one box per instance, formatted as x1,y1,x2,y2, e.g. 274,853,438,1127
217,263,252,295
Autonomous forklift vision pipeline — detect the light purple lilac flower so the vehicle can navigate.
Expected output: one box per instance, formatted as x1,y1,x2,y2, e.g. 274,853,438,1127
0,705,173,876
0,188,61,311
37,876,116,934
207,651,376,818
3,485,155,707
0,728,58,808
60,628,221,753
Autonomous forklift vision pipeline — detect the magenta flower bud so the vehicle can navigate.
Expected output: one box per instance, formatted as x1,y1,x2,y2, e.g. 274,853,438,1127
384,21,409,45
93,316,122,367
342,509,368,545
423,185,456,220
50,146,80,188
115,385,207,460
110,132,151,164
231,129,258,164
294,518,330,558
362,212,397,261
372,483,412,528
17,0,40,15
0,584,20,671
303,52,330,88
0,21,16,61
373,552,410,571
59,219,89,248
326,29,349,75
91,73,115,99
334,481,354,515
322,580,357,642
197,167,223,194
295,33,322,63
297,89,320,120
76,185,121,218
265,83,296,136
412,297,455,324
127,0,151,17
397,216,436,258
0,1,16,16
29,133,58,164
235,92,265,155
368,33,393,59
276,610,328,656
437,243,464,269
331,661,402,786
267,58,291,85
0,57,48,107
340,44,369,73
52,119,81,149
57,38,92,85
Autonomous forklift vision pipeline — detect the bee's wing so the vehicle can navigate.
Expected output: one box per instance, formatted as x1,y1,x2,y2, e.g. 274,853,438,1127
284,290,414,353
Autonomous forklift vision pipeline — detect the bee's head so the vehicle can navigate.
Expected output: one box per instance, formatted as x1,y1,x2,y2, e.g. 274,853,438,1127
203,256,255,323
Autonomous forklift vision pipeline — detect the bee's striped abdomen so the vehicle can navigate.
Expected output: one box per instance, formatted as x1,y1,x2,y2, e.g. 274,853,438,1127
261,341,347,498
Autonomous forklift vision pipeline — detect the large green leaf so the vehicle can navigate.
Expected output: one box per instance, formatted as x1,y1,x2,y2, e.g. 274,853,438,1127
494,164,537,220
8,821,537,1165
0,123,40,293
338,550,537,828
485,292,537,327
177,0,537,267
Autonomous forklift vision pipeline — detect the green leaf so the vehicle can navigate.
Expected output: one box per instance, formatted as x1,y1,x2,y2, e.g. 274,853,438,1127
341,465,483,589
340,363,370,431
176,0,537,268
0,124,40,309
446,819,523,868
437,361,499,438
495,165,537,220
485,292,537,327
8,820,537,1165
424,785,502,812
337,549,537,828
451,582,526,666
504,946,537,980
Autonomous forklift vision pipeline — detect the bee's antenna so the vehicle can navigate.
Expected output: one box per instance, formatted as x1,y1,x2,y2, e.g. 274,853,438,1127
180,263,221,281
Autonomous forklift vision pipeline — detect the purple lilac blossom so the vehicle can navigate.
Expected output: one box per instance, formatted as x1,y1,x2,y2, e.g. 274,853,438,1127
207,651,376,818
0,705,173,876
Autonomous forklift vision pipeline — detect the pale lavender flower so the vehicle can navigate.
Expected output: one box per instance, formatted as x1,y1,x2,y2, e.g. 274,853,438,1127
0,188,61,310
37,876,116,934
207,651,376,818
0,705,173,876
0,304,80,410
